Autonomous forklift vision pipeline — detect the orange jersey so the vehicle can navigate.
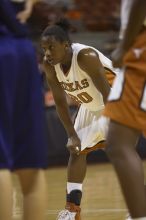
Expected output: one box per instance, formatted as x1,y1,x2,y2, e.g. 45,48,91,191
104,30,146,136
124,29,146,73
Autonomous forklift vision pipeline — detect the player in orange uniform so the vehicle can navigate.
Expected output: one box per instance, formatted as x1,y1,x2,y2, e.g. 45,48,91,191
103,0,146,219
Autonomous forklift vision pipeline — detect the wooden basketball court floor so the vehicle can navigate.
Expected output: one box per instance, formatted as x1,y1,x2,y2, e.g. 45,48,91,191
12,160,146,220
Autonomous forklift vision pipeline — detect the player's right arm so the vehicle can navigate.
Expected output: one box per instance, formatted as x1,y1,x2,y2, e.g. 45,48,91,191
112,0,146,68
16,0,40,24
43,60,81,154
0,0,28,36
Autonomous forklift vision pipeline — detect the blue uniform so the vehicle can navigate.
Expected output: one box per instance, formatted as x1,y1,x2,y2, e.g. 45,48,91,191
0,0,48,170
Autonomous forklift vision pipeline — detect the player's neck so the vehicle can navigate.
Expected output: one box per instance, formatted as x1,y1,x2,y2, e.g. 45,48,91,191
61,49,73,74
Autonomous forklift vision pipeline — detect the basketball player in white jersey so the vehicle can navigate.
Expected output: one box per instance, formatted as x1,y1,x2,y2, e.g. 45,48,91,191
41,19,118,220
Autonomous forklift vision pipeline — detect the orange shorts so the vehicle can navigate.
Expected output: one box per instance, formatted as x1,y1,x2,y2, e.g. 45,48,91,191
104,30,146,136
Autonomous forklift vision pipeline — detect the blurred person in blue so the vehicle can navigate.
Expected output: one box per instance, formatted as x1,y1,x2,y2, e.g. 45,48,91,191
0,0,49,220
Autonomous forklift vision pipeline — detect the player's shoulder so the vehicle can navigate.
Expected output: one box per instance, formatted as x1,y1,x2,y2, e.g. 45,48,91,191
72,43,98,57
78,47,99,59
77,47,99,70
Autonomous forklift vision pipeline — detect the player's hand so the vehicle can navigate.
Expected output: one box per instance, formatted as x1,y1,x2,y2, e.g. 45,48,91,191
16,9,32,23
42,56,56,79
16,0,35,23
43,56,54,69
66,135,81,155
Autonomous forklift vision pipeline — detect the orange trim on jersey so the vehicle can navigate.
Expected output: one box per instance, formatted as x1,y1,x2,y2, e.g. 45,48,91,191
104,68,116,87
80,141,105,154
104,69,146,135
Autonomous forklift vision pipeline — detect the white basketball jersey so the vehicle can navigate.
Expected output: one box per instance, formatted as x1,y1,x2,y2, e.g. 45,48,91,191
55,43,116,112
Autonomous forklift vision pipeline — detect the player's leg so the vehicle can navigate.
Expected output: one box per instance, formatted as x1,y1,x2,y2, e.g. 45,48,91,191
57,104,107,220
105,120,146,218
16,169,47,220
57,153,86,220
13,39,49,220
67,153,87,214
0,170,13,220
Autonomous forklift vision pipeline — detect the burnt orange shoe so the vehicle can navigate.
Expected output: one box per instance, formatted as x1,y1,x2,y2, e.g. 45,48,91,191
56,202,81,220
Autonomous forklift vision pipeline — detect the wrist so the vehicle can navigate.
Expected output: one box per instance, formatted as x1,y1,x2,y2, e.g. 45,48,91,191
67,130,77,138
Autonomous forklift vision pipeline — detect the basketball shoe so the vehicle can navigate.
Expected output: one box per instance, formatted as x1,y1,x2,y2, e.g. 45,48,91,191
125,213,132,220
57,202,81,220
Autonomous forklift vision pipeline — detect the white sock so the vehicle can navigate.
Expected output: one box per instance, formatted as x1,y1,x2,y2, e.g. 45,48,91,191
133,217,146,220
67,182,82,194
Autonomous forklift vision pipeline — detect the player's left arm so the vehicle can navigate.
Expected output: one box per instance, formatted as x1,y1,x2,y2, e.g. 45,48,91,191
17,0,41,23
112,0,146,68
0,0,28,36
78,48,111,104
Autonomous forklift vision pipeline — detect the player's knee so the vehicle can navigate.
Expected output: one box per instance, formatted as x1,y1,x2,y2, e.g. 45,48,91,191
16,169,43,195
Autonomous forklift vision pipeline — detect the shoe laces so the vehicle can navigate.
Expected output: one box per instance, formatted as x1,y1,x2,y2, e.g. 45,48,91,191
57,209,76,220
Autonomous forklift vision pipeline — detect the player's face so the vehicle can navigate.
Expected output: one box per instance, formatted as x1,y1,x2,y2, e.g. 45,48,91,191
41,36,68,65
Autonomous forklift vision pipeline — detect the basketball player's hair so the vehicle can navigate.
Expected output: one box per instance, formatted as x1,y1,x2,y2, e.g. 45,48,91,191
41,18,71,44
